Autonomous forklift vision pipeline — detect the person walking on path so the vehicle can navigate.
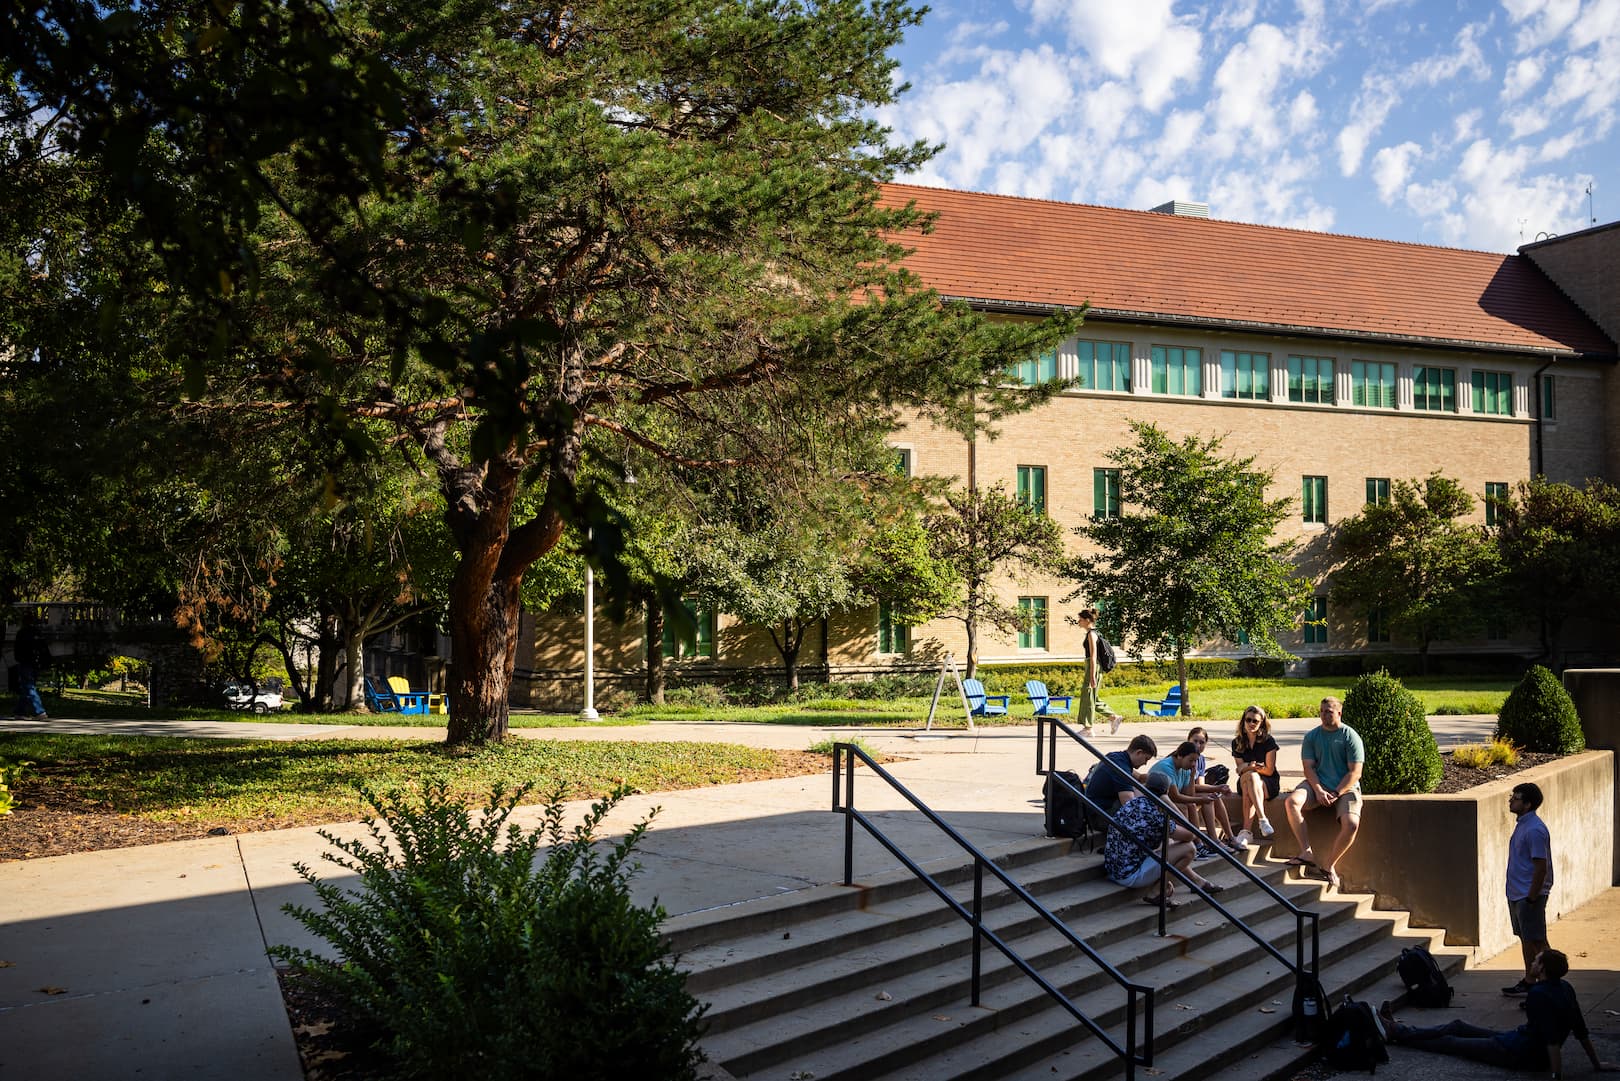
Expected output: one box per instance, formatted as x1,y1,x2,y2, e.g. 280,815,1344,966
11,612,50,720
1380,949,1614,1078
1283,696,1363,892
1504,781,1556,997
1074,608,1123,736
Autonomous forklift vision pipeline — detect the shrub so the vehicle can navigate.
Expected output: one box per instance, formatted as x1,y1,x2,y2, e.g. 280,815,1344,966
1342,670,1442,794
271,782,707,1080
0,759,27,816
1495,665,1585,754
1451,739,1520,769
661,683,730,710
810,736,877,757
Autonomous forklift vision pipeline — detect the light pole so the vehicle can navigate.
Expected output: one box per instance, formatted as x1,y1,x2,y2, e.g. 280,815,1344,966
579,535,600,722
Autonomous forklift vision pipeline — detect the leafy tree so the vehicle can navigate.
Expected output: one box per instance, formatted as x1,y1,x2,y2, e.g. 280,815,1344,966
925,483,1063,677
1493,477,1620,671
1063,421,1311,712
1342,669,1441,794
8,0,1075,744
1497,664,1586,754
1331,473,1499,674
855,509,962,629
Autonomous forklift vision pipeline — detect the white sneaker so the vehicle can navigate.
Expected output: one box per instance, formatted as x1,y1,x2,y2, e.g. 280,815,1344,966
1108,714,1123,735
1234,830,1252,849
1258,817,1275,839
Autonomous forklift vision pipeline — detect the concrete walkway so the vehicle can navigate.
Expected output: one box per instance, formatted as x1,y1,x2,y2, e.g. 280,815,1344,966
1,713,1616,1079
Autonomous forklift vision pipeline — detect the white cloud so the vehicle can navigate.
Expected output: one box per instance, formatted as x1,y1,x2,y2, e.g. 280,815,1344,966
1501,55,1546,100
1206,152,1336,231
1208,12,1332,152
1289,91,1320,135
1021,0,1203,110
1371,141,1423,203
1211,0,1260,33
1337,75,1399,175
1336,21,1492,176
1536,130,1581,160
1452,109,1484,144
1503,105,1553,139
1503,0,1582,52
1406,137,1594,250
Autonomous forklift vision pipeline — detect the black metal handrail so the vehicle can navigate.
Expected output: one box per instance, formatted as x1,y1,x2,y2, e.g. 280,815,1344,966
832,742,1154,1080
1037,715,1322,1005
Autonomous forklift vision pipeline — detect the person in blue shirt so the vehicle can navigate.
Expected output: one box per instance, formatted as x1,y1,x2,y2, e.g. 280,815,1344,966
1380,949,1614,1078
1084,734,1158,815
1282,696,1364,892
1503,782,1556,996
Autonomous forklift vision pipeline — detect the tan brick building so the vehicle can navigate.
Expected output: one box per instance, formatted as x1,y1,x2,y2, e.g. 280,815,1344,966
523,187,1620,706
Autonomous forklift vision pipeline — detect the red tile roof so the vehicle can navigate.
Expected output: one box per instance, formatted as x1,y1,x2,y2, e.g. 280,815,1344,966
882,183,1615,358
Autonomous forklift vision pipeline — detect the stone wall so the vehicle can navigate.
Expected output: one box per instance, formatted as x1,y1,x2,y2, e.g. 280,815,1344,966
1562,667,1620,884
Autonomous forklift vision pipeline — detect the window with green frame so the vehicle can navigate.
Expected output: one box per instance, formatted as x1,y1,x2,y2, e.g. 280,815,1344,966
894,447,912,476
1365,477,1390,505
1011,348,1059,386
1287,355,1334,404
1367,606,1390,644
1303,596,1328,645
1150,345,1201,396
1220,350,1270,400
877,600,908,655
1485,481,1508,527
1016,465,1047,514
1541,374,1555,419
660,599,716,659
1093,467,1120,519
1350,360,1396,409
1471,370,1512,416
1017,596,1048,650
1076,339,1131,392
1302,475,1327,524
1413,366,1457,412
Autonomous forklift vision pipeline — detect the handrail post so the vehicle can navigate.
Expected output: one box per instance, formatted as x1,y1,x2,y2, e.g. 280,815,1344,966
1035,715,1045,774
971,858,984,1006
843,749,855,886
1125,986,1138,1081
832,743,843,810
1157,809,1170,937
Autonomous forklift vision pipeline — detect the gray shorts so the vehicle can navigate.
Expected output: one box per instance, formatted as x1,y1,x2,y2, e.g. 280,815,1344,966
1292,781,1361,817
1509,895,1548,940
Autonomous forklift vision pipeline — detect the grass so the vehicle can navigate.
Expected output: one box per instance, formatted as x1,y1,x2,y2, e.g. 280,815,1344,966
48,689,645,728
0,733,801,826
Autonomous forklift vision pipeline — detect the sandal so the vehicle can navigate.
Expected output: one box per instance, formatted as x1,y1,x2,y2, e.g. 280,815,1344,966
1201,881,1226,895
1284,856,1316,869
1142,894,1182,909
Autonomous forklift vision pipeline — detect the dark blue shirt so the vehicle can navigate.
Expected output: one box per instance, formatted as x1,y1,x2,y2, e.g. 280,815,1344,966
1086,751,1136,808
1497,979,1588,1067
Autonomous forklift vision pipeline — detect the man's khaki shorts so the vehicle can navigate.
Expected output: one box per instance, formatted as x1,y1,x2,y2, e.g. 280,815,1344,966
1292,781,1361,818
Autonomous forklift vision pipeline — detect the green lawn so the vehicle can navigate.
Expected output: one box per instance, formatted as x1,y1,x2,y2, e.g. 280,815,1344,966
0,732,805,825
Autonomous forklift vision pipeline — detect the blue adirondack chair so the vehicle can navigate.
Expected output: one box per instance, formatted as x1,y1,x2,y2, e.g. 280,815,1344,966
961,678,1010,717
1137,685,1185,716
1025,679,1071,716
363,675,430,715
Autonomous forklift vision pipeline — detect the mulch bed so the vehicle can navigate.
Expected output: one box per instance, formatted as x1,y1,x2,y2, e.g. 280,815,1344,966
277,968,394,1081
1431,749,1559,794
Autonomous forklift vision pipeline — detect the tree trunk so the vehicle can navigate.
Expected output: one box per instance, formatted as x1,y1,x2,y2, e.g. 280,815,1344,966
444,566,524,743
342,630,364,710
645,598,666,705
964,616,978,679
1176,643,1189,716
314,611,340,711
780,620,802,691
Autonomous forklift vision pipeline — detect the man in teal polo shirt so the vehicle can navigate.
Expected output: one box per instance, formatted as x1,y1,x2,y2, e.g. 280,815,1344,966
1282,696,1365,892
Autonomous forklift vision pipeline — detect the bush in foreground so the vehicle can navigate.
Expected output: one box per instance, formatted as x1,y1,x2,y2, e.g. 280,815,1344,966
1343,670,1441,794
1496,665,1585,754
271,781,707,1080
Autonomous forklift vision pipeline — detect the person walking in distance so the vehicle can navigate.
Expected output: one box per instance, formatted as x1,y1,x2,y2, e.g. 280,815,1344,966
1502,782,1555,997
11,611,50,721
1074,608,1123,736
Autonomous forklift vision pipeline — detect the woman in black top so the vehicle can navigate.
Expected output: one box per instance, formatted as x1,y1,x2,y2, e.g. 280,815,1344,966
1232,705,1280,844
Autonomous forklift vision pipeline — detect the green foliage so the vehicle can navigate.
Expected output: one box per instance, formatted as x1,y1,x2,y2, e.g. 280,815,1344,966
978,658,1286,696
1342,671,1441,794
855,510,963,627
0,759,27,816
1065,422,1312,692
271,782,707,1080
1493,477,1620,667
1308,652,1532,679
1451,739,1519,769
1495,665,1585,753
809,736,877,757
1331,473,1500,667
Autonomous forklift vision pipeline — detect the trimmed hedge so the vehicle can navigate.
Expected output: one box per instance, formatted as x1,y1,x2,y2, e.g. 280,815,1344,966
1342,670,1442,794
1308,653,1534,679
978,657,1286,696
1496,665,1585,754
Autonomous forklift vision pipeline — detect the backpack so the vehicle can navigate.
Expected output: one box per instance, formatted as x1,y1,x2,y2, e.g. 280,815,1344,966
1044,771,1109,851
1322,996,1388,1074
1093,634,1118,673
1396,944,1454,1008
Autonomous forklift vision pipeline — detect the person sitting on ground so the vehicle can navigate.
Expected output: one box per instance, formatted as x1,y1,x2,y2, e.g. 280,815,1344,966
1102,770,1223,908
1231,705,1281,845
1283,696,1364,892
1188,725,1245,851
1082,734,1158,816
1150,740,1235,858
1380,949,1614,1078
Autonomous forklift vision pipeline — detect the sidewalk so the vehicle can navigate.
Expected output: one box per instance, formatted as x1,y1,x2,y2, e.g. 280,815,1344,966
1,714,1615,1079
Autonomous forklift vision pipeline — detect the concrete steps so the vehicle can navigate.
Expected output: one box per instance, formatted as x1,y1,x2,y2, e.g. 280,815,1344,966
668,837,1468,1081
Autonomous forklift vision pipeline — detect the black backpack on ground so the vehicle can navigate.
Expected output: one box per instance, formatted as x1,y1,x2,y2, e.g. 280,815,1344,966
1322,996,1389,1074
1045,771,1110,850
1397,944,1454,1008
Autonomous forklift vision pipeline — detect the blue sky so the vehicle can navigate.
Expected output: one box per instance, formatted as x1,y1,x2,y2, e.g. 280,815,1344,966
880,0,1616,253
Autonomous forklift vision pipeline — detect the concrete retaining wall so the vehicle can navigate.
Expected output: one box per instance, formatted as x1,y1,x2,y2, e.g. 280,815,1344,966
1562,668,1620,885
1262,750,1614,957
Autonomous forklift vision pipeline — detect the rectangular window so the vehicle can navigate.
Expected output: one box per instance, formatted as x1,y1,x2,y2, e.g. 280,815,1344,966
661,600,716,659
1542,374,1556,419
1012,348,1059,386
1413,366,1457,412
1076,339,1131,392
1486,619,1508,642
877,601,908,655
1302,475,1327,524
1303,596,1328,645
1150,345,1202,396
1471,370,1513,416
894,448,912,476
1093,467,1120,519
1017,597,1048,650
1365,477,1391,506
1485,481,1508,527
1368,607,1390,644
1220,350,1270,400
1287,355,1334,404
1350,360,1397,409
1016,465,1047,515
